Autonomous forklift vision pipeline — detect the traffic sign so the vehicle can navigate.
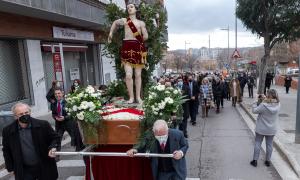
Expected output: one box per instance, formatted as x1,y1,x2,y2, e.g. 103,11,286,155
232,49,241,59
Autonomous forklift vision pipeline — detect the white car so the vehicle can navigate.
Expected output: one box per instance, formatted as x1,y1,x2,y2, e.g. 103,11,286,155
287,68,299,75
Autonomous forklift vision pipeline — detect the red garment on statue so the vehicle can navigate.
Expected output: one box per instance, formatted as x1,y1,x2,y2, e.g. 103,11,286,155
121,40,147,68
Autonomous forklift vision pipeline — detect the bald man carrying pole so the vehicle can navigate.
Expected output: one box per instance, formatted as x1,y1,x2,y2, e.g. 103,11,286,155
127,120,189,180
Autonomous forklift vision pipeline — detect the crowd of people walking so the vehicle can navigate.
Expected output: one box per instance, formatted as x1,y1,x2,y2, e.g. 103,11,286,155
152,70,262,137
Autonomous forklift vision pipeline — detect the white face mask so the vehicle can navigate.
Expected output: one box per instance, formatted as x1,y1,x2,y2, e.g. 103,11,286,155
155,135,168,144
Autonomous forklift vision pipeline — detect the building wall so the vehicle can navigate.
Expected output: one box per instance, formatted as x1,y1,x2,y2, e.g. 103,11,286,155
25,39,49,116
100,44,117,85
0,5,116,115
0,12,106,42
0,0,106,27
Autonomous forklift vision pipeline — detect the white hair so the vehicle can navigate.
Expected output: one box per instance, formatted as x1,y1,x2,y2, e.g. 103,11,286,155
11,102,31,115
152,119,168,132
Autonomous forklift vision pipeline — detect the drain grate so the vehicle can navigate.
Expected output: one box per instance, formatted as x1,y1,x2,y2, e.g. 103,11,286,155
279,113,289,117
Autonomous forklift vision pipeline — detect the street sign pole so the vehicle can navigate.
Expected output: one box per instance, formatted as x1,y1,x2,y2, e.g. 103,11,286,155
295,54,300,143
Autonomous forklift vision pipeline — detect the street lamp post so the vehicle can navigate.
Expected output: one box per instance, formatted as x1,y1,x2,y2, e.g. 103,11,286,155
295,54,300,143
185,41,190,71
220,26,230,67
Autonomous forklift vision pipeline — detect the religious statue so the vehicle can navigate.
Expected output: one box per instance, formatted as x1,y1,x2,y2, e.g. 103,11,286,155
108,0,148,104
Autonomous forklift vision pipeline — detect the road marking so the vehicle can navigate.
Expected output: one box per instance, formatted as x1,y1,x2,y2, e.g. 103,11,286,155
57,160,85,168
186,178,200,180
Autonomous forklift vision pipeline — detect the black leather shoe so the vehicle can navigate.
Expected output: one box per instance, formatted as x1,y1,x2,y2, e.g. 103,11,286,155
265,161,271,167
250,160,257,167
192,122,196,126
184,134,188,138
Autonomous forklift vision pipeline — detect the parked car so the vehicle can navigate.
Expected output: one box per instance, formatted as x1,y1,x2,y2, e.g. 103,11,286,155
287,68,299,76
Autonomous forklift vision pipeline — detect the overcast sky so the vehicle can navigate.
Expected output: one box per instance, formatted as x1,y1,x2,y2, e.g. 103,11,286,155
165,0,264,50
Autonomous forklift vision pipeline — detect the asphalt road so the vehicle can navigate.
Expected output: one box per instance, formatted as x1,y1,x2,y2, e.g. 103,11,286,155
186,100,281,180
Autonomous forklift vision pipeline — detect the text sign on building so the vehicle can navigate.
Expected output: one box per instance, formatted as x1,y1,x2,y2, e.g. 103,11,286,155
53,26,95,41
70,68,80,81
52,53,64,82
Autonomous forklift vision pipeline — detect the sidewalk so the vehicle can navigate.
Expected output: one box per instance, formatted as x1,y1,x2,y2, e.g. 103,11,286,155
239,85,300,178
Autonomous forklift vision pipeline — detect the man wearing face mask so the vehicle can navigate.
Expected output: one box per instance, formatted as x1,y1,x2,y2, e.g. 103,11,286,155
127,120,188,180
2,103,60,180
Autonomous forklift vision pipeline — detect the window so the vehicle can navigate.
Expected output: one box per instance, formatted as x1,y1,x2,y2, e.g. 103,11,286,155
0,39,30,105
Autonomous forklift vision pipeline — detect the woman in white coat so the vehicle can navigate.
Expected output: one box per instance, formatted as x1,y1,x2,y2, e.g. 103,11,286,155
250,89,280,167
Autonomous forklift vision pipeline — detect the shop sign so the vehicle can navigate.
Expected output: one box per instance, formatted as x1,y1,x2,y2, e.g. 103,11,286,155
53,26,95,41
70,68,80,81
52,53,64,82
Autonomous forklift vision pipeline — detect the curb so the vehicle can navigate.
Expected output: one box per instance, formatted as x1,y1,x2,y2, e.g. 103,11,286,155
239,102,300,178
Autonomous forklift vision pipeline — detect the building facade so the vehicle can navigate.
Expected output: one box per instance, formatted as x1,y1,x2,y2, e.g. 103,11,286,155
0,0,116,116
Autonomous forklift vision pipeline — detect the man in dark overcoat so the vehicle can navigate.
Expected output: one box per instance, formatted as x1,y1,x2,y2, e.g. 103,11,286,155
2,102,60,180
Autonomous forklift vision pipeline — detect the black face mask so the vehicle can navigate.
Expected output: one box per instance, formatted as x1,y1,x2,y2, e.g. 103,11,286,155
18,114,31,124
189,79,192,82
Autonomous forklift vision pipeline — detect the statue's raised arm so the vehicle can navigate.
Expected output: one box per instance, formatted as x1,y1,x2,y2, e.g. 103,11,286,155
107,1,148,104
108,18,126,43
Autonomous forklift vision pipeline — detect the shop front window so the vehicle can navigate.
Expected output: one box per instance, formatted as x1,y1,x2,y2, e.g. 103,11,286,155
0,39,30,105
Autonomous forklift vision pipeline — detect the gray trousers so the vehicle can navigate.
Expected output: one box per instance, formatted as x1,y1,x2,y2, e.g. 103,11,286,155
253,133,274,161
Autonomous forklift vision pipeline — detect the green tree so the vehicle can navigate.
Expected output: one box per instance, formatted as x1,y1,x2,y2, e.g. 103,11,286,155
236,0,300,94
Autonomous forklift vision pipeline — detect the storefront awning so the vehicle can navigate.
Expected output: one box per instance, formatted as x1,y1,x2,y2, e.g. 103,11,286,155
41,44,88,52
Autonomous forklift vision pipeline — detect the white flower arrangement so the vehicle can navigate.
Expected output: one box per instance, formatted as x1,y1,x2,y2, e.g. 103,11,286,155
143,84,185,124
65,85,104,124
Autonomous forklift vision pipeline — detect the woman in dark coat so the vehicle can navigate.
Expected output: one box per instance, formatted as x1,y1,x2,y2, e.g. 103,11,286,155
284,75,292,94
70,79,81,94
212,78,224,113
46,80,60,104
224,76,231,100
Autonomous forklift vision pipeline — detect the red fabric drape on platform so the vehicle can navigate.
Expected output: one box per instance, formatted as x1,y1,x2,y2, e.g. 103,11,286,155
86,145,154,180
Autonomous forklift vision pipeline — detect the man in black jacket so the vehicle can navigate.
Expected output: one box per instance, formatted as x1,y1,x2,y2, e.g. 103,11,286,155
238,73,247,98
187,75,199,126
2,103,60,180
177,77,190,138
51,88,84,151
247,74,255,98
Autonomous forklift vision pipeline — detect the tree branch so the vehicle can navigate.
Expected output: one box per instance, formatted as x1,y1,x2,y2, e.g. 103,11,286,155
270,37,282,49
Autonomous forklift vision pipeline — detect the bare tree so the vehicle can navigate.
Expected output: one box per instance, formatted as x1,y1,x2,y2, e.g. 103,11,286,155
237,0,300,94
